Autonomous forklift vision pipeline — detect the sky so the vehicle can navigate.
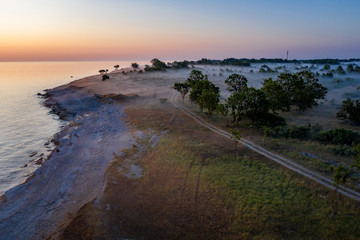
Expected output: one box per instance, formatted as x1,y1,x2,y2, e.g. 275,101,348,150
0,0,360,61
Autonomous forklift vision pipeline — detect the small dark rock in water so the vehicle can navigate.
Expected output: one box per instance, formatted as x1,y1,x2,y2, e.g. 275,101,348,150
44,142,50,146
29,152,37,158
37,92,52,98
22,164,28,168
56,149,60,153
35,158,43,165
59,111,76,121
0,194,7,204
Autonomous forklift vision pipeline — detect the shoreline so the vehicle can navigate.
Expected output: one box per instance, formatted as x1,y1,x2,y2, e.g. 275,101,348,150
0,72,142,239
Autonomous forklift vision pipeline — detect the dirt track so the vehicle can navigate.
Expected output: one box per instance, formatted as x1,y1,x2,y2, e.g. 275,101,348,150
170,91,360,202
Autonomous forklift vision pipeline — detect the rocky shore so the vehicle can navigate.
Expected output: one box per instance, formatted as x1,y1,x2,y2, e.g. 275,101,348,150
0,79,139,239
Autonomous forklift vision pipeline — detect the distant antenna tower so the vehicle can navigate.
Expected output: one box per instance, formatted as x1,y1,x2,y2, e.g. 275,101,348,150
286,50,289,60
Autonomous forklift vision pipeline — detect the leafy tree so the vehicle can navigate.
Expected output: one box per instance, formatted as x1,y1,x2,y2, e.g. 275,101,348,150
227,92,247,125
329,164,351,216
224,74,248,93
114,65,120,71
217,103,229,126
322,72,334,78
169,61,189,69
336,66,346,74
99,69,106,75
347,64,354,72
190,79,219,112
131,63,139,70
186,70,207,87
150,58,167,70
322,64,331,71
353,143,360,169
262,78,291,112
245,87,271,122
144,59,168,72
102,74,110,81
229,129,242,156
197,89,220,118
259,65,276,73
173,82,190,102
336,99,360,125
277,71,327,111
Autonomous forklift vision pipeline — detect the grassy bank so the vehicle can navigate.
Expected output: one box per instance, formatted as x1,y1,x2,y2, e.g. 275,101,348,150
61,99,360,240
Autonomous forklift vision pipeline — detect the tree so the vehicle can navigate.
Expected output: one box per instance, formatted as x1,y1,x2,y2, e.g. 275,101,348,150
226,92,247,125
229,129,242,156
262,78,291,112
150,58,167,70
197,89,219,118
336,99,360,125
244,87,270,122
277,71,327,111
347,64,354,72
216,103,229,126
353,143,360,170
173,82,190,102
144,59,168,72
114,65,120,71
322,64,331,71
99,69,106,75
186,70,207,87
190,79,219,112
224,74,248,93
329,164,351,216
102,74,110,81
336,66,346,74
131,63,139,70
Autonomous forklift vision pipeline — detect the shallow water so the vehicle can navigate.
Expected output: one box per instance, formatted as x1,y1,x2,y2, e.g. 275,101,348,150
0,61,147,193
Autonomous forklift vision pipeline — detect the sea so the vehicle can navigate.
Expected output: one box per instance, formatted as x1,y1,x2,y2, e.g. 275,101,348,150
0,61,148,193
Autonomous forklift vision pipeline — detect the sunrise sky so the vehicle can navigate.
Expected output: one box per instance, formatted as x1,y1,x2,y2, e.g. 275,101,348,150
1,0,360,61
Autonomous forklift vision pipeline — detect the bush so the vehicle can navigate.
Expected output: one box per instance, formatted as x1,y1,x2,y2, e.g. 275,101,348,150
336,99,360,125
102,74,110,81
326,145,355,156
256,113,286,127
322,72,333,78
287,125,311,140
316,128,360,146
263,125,287,138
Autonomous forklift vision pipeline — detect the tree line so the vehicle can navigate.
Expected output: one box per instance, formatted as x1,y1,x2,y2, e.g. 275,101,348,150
174,70,328,127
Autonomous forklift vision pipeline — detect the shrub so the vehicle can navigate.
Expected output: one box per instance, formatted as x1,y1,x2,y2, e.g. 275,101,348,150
256,113,286,127
287,125,311,140
326,145,355,156
316,128,360,146
102,74,110,81
336,99,360,125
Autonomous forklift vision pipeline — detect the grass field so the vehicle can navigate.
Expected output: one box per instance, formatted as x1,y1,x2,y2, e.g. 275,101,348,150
61,99,360,240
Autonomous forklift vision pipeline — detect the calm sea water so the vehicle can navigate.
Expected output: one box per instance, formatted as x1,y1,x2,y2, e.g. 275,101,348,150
0,61,148,193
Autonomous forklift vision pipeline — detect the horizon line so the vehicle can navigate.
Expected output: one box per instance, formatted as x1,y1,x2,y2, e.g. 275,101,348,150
1,57,360,63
